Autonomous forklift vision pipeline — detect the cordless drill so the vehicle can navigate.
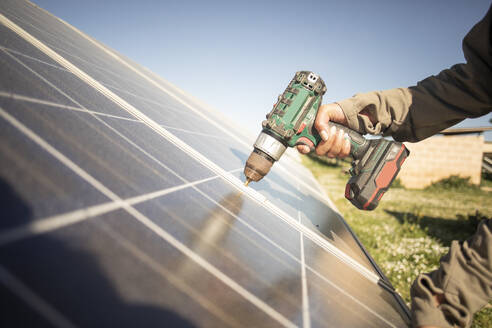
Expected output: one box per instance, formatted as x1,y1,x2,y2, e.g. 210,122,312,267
243,71,409,210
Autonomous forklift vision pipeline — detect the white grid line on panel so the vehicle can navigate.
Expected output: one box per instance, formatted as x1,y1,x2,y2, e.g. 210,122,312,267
0,91,141,122
0,105,296,328
159,124,225,140
0,90,224,139
0,11,379,285
51,45,148,86
44,2,337,214
0,45,66,71
0,265,78,328
99,81,204,121
298,210,311,328
74,73,223,137
296,181,311,328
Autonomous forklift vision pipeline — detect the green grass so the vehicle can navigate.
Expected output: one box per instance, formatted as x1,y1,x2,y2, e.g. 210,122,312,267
302,156,492,327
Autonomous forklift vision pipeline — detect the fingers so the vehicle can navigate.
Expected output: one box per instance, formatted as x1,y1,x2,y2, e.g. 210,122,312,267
340,136,351,157
296,144,311,154
296,130,350,157
313,102,350,158
297,102,351,158
314,125,351,158
315,125,336,156
314,104,330,141
327,130,351,158
326,129,345,158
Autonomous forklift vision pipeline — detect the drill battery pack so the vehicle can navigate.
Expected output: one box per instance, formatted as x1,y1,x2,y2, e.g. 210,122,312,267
345,139,409,210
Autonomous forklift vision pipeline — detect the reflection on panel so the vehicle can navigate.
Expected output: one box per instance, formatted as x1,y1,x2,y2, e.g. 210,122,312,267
0,209,286,327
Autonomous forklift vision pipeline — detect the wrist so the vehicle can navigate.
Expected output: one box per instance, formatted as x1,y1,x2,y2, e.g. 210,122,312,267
335,98,361,132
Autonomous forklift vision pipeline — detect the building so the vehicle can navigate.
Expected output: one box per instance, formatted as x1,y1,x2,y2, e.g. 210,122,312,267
397,127,492,189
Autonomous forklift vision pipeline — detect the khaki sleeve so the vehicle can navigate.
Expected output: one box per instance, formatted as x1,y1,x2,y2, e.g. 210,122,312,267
410,219,492,328
337,4,492,143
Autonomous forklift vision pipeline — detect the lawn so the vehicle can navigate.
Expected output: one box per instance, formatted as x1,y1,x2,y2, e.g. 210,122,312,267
302,156,492,327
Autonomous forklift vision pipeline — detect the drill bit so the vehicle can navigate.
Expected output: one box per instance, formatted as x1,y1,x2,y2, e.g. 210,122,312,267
244,178,251,187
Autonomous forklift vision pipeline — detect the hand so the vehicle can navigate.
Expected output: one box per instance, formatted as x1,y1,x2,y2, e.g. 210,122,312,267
296,103,351,158
417,293,444,328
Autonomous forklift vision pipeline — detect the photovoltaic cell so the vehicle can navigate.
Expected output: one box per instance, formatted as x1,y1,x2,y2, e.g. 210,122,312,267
0,1,410,327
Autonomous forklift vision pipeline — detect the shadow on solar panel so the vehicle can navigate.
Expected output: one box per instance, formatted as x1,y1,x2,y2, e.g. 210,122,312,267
0,1,410,327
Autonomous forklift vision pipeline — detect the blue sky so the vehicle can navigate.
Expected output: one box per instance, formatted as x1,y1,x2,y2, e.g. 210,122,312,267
33,0,492,140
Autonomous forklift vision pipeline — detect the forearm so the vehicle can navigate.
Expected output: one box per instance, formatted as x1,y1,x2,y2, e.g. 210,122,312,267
337,62,491,143
336,87,414,139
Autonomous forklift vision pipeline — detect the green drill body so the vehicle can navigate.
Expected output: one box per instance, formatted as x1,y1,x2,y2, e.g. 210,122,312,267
262,71,324,148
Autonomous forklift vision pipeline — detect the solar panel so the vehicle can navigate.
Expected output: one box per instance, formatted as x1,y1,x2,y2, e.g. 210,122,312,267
0,1,411,327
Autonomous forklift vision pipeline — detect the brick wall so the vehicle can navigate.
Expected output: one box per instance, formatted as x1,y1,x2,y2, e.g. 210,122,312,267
397,134,484,188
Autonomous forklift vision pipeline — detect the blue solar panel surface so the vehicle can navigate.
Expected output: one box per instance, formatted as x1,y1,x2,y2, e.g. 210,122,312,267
0,1,410,327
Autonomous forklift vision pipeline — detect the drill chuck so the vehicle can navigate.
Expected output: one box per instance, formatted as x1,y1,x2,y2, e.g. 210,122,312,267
244,148,275,182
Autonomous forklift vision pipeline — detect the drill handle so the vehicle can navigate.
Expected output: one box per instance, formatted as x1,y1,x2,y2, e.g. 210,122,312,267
327,122,370,160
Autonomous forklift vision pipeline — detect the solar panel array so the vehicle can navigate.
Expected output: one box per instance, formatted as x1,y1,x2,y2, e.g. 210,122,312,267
0,1,410,327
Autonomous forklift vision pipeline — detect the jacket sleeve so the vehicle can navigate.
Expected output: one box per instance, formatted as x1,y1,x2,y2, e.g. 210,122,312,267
337,4,492,142
410,219,492,328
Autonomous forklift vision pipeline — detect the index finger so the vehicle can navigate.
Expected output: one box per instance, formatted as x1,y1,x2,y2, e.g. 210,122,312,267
314,104,330,141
